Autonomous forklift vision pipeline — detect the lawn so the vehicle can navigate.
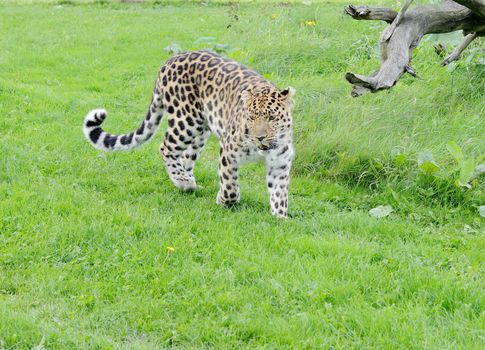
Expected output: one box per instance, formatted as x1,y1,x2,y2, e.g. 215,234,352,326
0,0,484,348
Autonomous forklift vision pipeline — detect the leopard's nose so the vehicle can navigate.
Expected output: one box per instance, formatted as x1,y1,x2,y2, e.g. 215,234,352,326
256,136,265,142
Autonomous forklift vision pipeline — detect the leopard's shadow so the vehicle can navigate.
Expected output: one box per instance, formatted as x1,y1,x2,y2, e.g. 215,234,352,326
176,183,305,218
228,197,268,215
176,186,268,214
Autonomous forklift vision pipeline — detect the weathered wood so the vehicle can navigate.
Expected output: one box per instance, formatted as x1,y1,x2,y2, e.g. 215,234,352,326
344,5,397,23
404,64,419,77
453,0,485,18
442,32,478,65
381,0,414,42
344,0,485,96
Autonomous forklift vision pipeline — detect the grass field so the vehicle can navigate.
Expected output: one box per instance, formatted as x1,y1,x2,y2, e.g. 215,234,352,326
1,0,484,348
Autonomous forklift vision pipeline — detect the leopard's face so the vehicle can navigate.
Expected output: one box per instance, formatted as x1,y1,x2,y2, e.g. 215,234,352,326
242,87,295,151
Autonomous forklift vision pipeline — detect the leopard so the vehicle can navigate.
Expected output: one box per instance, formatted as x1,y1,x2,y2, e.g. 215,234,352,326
83,50,295,218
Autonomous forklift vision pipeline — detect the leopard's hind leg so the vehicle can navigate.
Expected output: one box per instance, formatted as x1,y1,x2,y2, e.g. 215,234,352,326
181,127,210,181
159,114,209,191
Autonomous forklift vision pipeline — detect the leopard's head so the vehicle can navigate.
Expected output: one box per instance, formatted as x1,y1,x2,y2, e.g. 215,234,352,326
242,87,295,151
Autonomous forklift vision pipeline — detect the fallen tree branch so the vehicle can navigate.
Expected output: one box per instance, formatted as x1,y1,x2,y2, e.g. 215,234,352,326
344,5,397,23
404,64,420,78
453,0,485,18
344,0,485,96
442,32,478,64
381,0,414,42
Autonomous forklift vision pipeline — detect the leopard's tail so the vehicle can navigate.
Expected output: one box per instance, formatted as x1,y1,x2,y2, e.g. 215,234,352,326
83,89,165,151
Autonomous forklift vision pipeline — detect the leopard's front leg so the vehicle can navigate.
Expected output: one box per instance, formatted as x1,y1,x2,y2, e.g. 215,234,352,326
266,144,293,218
216,143,240,206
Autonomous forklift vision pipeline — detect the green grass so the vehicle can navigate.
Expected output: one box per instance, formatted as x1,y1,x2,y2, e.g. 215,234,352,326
1,0,484,348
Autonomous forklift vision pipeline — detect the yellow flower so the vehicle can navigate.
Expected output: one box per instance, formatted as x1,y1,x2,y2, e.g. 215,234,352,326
303,20,317,27
271,14,279,20
166,246,175,253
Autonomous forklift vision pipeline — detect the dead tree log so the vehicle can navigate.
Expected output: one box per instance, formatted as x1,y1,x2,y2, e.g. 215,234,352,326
344,5,398,23
442,32,479,64
344,0,485,97
453,0,485,17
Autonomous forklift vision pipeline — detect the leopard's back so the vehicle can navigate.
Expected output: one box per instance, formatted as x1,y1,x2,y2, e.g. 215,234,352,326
157,50,273,138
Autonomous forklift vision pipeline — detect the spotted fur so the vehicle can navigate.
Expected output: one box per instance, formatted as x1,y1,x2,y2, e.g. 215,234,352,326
83,50,295,218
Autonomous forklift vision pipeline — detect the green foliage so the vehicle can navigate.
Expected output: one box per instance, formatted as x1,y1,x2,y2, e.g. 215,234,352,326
368,204,393,218
165,37,236,56
479,206,485,218
446,140,484,188
0,0,484,348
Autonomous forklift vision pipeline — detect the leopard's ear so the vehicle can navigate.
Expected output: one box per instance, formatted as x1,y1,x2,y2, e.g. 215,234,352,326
241,89,253,108
280,87,295,101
